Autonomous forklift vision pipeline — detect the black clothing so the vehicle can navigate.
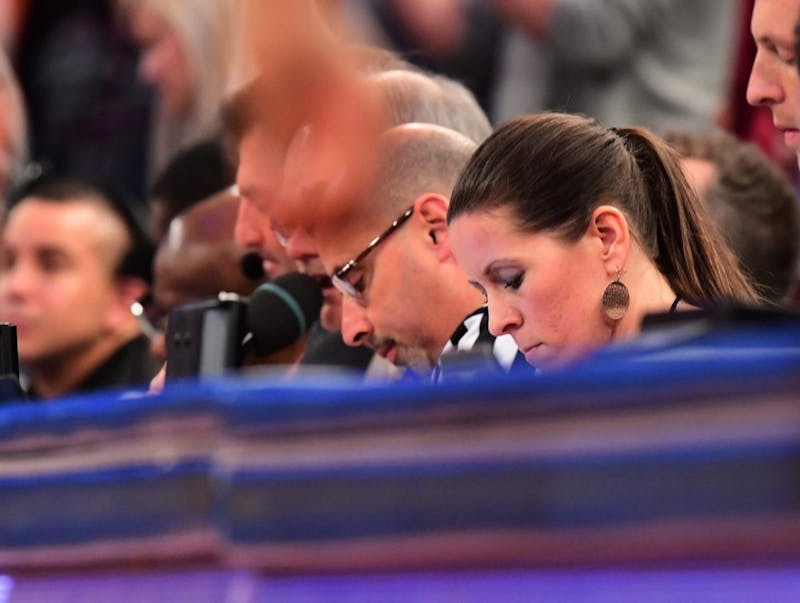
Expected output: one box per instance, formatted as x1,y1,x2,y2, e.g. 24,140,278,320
434,306,530,383
28,334,159,399
74,334,160,394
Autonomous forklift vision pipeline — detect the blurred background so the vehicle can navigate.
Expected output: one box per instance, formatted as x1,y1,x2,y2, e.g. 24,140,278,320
0,0,795,213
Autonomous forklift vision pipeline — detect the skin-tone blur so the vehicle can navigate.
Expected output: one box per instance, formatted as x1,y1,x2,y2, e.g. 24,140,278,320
0,80,18,195
232,130,292,284
448,205,680,370
0,51,25,198
230,1,384,331
235,124,345,332
746,0,800,167
0,198,145,397
129,3,194,117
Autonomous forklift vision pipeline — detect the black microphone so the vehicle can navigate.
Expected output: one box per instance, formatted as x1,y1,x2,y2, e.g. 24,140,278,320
247,272,323,355
166,272,322,380
240,251,266,280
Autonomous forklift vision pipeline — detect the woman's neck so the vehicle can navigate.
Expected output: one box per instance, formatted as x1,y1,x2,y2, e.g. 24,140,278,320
615,252,680,341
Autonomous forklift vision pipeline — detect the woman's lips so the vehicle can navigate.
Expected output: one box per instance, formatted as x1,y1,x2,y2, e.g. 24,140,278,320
522,343,544,365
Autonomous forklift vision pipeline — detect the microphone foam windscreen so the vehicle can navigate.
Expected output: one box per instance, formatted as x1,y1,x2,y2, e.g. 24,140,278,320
246,272,323,355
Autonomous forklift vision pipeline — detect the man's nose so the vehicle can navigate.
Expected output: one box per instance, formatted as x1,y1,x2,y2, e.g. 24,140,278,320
340,296,373,347
233,198,264,249
745,53,784,108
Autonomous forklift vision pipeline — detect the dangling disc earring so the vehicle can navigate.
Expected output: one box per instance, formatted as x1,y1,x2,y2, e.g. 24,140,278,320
602,267,629,321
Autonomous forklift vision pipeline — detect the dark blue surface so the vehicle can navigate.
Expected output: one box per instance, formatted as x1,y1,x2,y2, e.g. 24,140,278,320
0,460,212,547
0,323,798,569
222,442,800,542
0,323,796,441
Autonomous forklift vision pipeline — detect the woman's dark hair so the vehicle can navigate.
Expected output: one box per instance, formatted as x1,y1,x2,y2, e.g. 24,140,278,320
447,113,758,306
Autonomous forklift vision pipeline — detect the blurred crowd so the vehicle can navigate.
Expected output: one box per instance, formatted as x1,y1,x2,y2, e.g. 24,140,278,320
0,0,797,401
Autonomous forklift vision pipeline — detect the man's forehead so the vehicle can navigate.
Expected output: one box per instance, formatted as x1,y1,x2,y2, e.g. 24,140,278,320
6,198,127,253
752,0,800,42
10,197,113,230
282,124,374,232
237,127,284,198
315,237,360,275
281,127,329,219
283,125,314,179
680,157,717,198
314,212,395,271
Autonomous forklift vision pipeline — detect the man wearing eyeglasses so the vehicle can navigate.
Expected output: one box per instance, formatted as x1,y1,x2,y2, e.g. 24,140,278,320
225,62,494,373
304,123,522,378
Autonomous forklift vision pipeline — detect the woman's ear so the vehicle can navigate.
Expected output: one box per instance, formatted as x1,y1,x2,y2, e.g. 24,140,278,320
413,194,452,261
589,205,630,275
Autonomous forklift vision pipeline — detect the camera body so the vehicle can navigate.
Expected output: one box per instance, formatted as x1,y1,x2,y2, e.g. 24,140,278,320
165,293,248,381
0,323,25,403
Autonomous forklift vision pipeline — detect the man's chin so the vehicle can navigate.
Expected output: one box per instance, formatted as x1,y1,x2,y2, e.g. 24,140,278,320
393,346,433,375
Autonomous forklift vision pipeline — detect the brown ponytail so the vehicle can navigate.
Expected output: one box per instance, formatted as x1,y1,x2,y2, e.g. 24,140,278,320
613,127,759,306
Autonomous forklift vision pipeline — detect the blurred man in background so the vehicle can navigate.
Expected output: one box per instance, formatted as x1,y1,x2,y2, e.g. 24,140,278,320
147,138,237,243
151,187,297,364
666,130,799,305
747,0,800,168
0,177,159,398
0,46,27,201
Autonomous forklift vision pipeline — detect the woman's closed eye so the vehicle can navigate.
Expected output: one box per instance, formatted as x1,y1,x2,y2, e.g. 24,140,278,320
486,264,525,292
503,273,524,290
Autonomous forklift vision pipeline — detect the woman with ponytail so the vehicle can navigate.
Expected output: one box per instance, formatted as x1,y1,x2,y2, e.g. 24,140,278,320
447,113,759,370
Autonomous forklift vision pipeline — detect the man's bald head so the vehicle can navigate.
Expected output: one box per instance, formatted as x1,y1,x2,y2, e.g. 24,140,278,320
306,124,482,369
279,69,489,229
311,123,476,255
372,70,492,143
373,123,477,214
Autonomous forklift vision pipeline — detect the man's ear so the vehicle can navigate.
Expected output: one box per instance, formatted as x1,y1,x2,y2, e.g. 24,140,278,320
108,276,149,330
413,193,452,261
588,205,630,276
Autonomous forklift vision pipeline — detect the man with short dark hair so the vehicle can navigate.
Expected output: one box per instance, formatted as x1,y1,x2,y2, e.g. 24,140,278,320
148,138,237,243
0,177,159,399
666,130,799,304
